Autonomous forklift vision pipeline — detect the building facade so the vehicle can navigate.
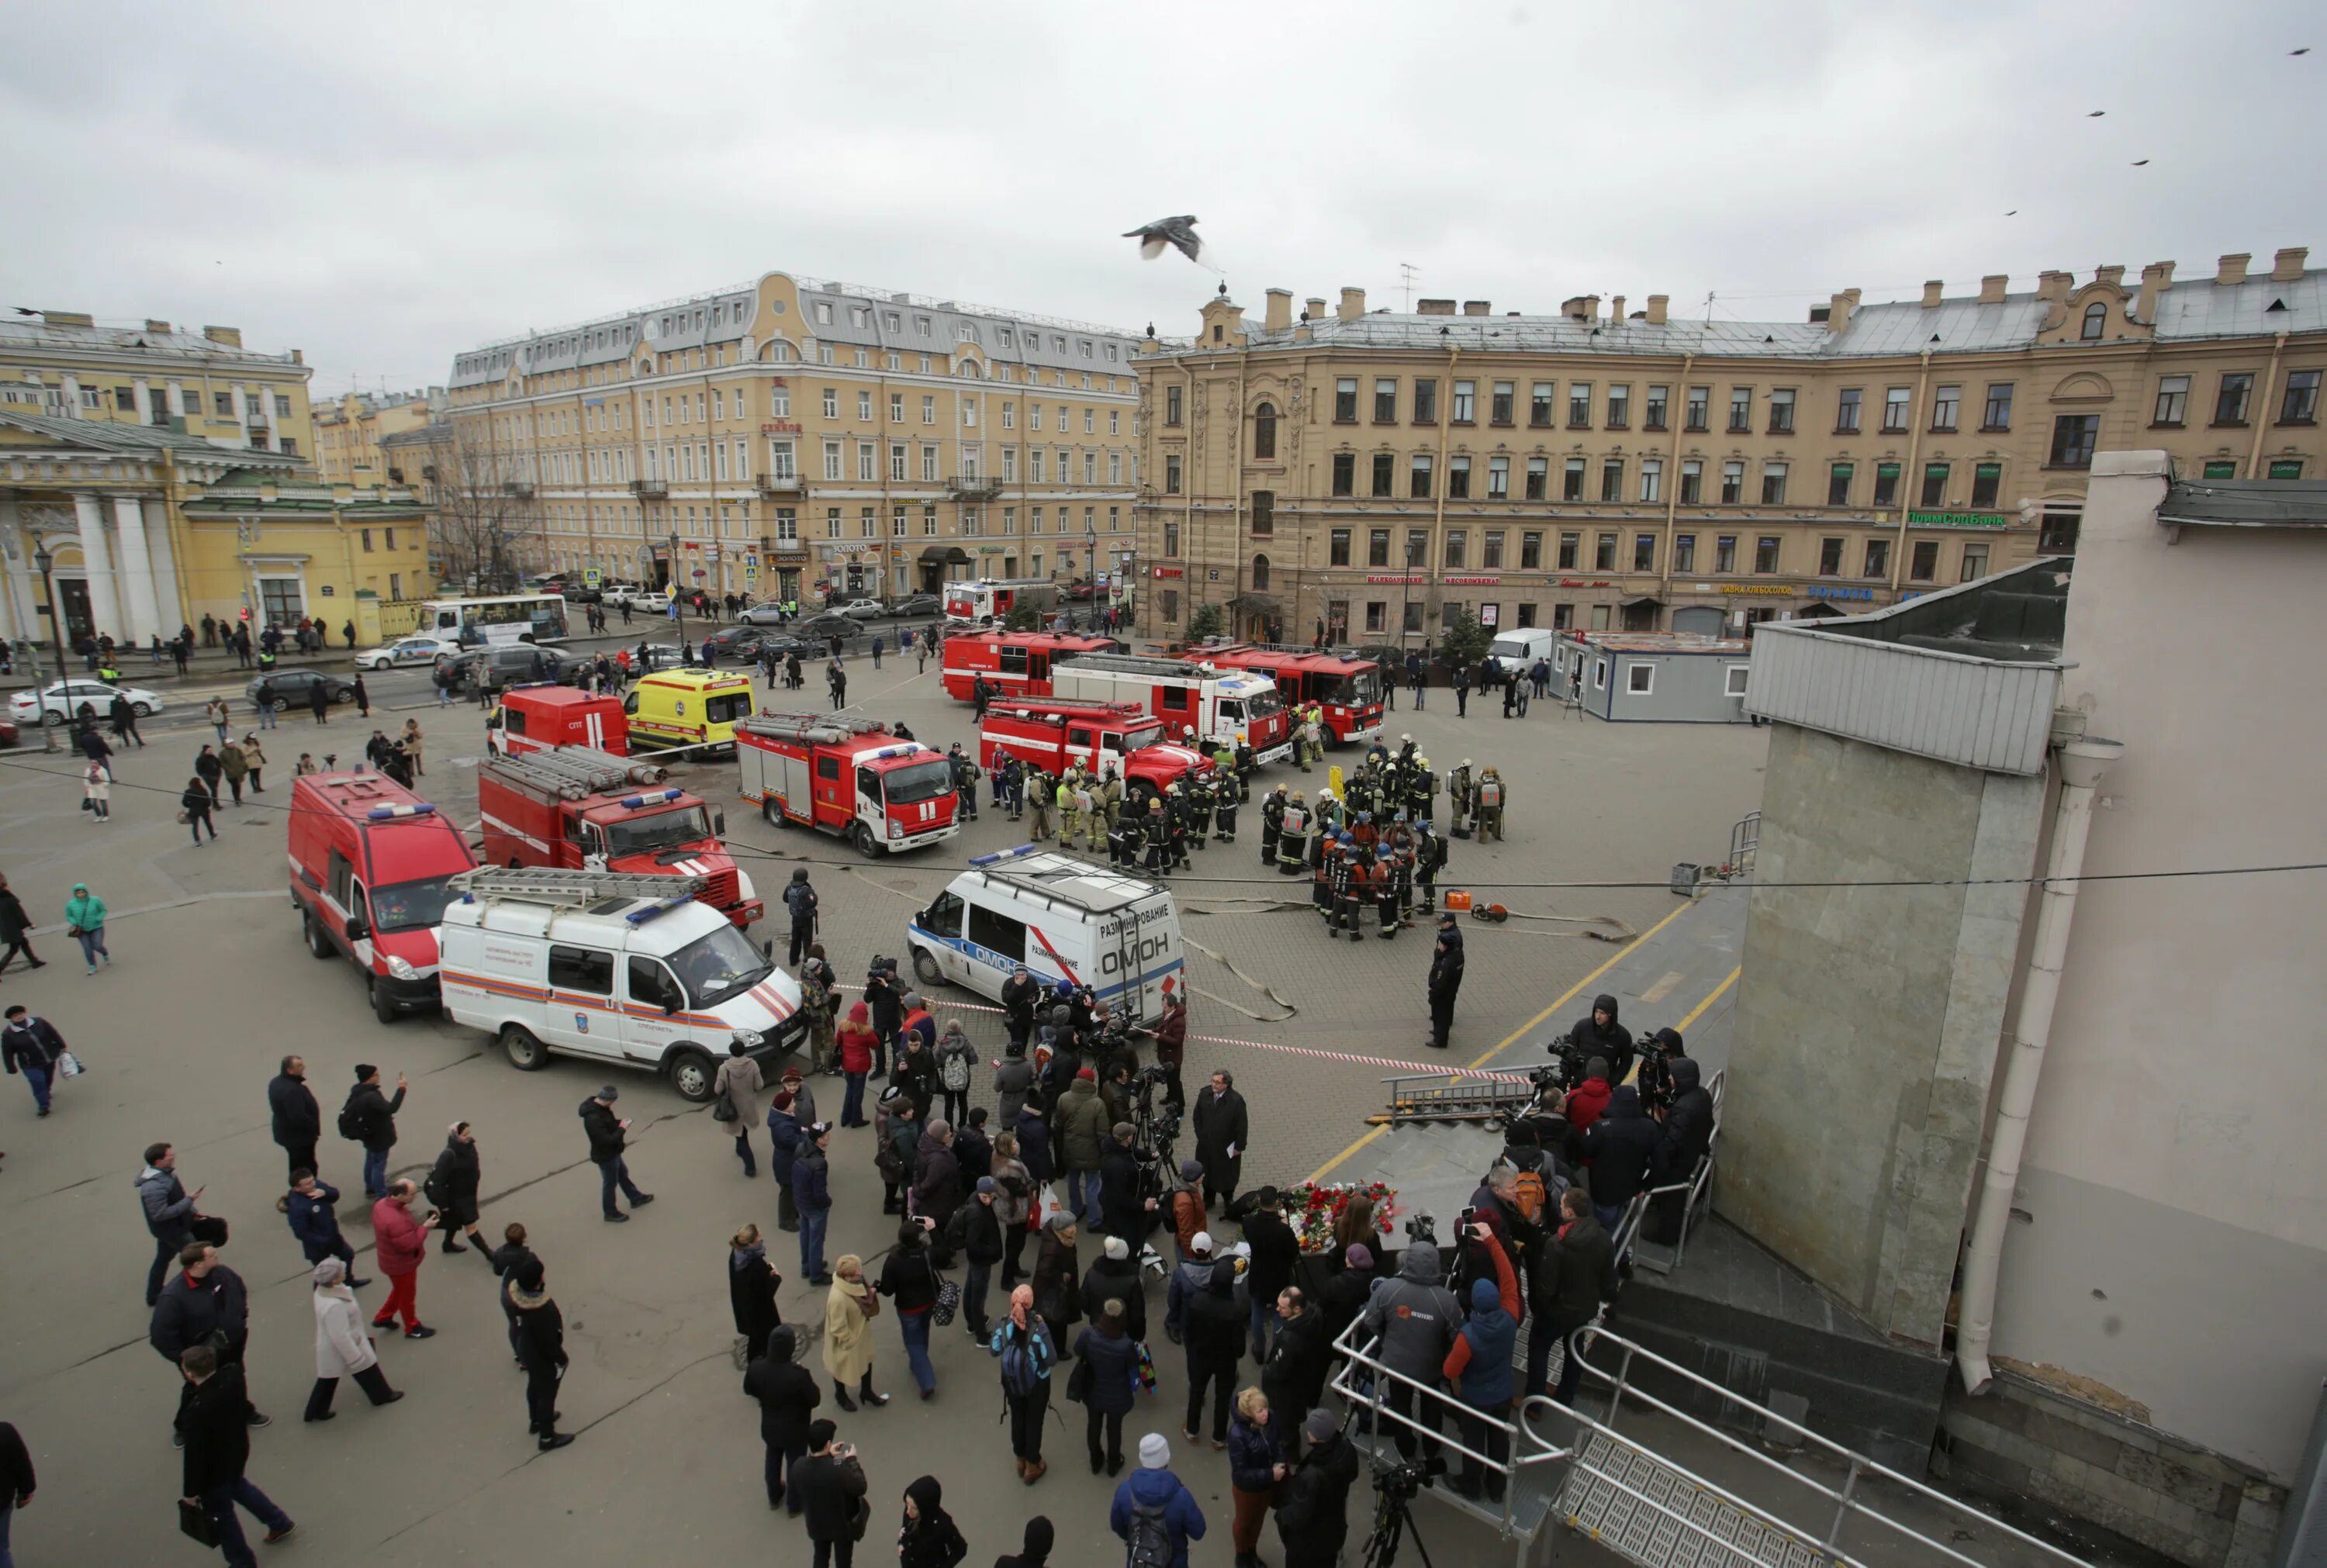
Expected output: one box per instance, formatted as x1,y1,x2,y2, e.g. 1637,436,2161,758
0,310,426,644
437,271,1143,604
313,387,442,488
1131,248,2323,648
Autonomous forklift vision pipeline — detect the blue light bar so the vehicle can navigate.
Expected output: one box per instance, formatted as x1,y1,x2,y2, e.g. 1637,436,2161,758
968,843,1042,867
624,891,697,924
366,803,437,820
617,789,685,808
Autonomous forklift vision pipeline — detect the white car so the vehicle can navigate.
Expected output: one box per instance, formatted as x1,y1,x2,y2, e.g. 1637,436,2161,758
835,598,888,620
358,635,462,671
607,586,671,613
10,679,167,726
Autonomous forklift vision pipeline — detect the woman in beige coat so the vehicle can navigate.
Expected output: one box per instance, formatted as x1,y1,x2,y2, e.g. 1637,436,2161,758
712,1040,766,1177
399,718,424,778
822,1255,891,1412
304,1257,403,1421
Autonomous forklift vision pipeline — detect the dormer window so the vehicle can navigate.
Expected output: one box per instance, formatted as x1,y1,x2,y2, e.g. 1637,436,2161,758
2081,302,2106,340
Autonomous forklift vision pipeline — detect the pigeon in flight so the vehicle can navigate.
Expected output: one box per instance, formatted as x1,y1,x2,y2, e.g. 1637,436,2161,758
2132,159,2150,166
2087,109,2105,116
1125,215,1203,264
2293,47,2311,55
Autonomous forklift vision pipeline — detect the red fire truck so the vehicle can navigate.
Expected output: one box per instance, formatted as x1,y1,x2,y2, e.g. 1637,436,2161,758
939,629,1122,703
477,748,763,927
979,698,1215,808
943,577,1058,626
490,684,628,758
1173,641,1386,747
735,713,961,858
1048,652,1295,765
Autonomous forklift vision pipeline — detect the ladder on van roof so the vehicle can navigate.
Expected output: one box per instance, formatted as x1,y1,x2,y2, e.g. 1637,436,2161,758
448,866,708,909
482,748,667,800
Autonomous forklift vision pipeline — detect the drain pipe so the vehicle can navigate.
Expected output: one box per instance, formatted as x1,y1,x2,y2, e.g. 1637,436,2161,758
1956,718,2125,1394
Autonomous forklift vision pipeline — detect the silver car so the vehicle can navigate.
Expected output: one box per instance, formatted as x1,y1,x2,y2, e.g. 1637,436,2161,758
834,598,888,621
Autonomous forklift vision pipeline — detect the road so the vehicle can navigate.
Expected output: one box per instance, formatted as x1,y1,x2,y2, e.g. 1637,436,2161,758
0,645,1768,1565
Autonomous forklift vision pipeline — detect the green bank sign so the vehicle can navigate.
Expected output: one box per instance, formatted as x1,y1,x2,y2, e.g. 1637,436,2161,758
1908,510,2010,530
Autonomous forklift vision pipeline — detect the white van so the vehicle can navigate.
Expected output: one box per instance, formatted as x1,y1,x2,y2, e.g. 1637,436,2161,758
904,846,1184,1024
1488,627,1558,678
437,867,806,1101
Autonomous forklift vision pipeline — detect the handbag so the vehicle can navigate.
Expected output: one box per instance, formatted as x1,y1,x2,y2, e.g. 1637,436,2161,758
932,1274,961,1328
175,808,191,824
1135,1339,1158,1392
711,1088,738,1124
849,1495,872,1543
1064,1352,1094,1404
178,1498,221,1547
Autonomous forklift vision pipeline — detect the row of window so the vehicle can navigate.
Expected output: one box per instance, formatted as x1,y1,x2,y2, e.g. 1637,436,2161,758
467,334,1130,402
805,299,1123,366
811,440,1132,486
511,384,1129,439
531,500,1128,549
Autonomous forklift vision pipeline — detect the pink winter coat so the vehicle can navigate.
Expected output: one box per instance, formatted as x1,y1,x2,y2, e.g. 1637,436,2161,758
372,1197,427,1276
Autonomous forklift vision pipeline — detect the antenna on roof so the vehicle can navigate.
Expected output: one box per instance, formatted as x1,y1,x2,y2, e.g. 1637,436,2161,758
1399,262,1420,313
1703,291,1717,325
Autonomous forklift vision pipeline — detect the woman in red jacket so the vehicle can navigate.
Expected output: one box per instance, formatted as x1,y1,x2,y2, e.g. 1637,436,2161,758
368,1179,437,1338
838,1002,879,1129
1152,991,1188,1114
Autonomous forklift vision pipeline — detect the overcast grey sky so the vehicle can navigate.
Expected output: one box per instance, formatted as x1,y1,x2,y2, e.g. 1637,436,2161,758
4,1,2316,399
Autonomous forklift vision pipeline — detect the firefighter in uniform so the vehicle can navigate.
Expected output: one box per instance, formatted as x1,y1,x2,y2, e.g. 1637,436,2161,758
1260,783,1288,865
1312,831,1336,916
1187,772,1215,848
1214,770,1239,843
1374,849,1403,938
1029,765,1055,841
1211,741,1239,803
1449,760,1475,839
1476,766,1506,842
1142,799,1171,879
1413,820,1444,915
1329,833,1365,940
1098,767,1124,846
1117,800,1146,872
1276,791,1309,875
1057,771,1083,847
1083,775,1107,855
1406,757,1437,825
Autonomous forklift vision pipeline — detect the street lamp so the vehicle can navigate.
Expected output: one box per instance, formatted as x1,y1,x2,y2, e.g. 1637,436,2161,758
667,529,686,652
31,543,60,753
1399,532,1423,666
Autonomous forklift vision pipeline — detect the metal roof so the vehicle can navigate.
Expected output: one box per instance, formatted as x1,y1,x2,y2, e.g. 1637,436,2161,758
0,317,301,365
0,409,303,461
2145,271,2324,340
2158,478,2327,529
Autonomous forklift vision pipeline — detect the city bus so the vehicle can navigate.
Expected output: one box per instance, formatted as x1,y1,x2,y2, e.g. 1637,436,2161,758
415,593,569,647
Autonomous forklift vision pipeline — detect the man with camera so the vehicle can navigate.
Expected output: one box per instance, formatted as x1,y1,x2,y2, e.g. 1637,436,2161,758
1274,1409,1361,1568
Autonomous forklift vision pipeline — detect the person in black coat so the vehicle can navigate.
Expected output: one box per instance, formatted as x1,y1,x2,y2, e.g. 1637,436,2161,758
344,1065,405,1200
0,872,43,973
865,963,901,1078
1072,1306,1142,1476
1558,992,1637,1087
994,1516,1055,1568
427,1123,486,1255
178,1349,293,1552
266,1055,321,1183
792,1420,868,1559
1647,1052,1715,1243
1260,1287,1331,1463
1227,1186,1300,1363
1276,1409,1361,1568
507,1259,573,1451
1182,1258,1246,1444
1096,1124,1150,1242
897,1473,969,1568
152,1244,265,1428
1080,1235,1147,1345
730,1224,783,1361
1319,1241,1378,1361
1191,1070,1249,1211
1581,1083,1661,1231
490,1223,538,1366
742,1324,821,1514
1427,914,1466,1051
1528,1186,1616,1403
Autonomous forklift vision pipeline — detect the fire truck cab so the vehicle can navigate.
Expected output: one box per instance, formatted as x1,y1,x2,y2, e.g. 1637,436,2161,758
1049,652,1294,764
287,772,479,1024
1174,641,1386,747
942,577,1059,627
979,697,1213,808
478,748,763,927
735,713,961,858
491,683,628,758
939,629,1122,703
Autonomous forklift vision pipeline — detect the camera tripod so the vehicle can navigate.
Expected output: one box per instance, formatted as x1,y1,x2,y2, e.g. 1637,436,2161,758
1361,1476,1436,1568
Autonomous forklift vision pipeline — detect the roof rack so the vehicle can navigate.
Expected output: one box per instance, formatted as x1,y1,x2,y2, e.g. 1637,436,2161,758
482,747,668,800
1056,652,1227,679
737,713,892,744
449,866,708,913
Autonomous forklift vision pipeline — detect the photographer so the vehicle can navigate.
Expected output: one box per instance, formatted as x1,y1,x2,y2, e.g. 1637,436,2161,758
1580,1084,1660,1235
790,1421,868,1568
1358,1231,1461,1473
1000,965,1041,1051
1152,992,1188,1114
1647,1052,1714,1245
1098,1121,1156,1242
1556,993,1635,1087
1274,1410,1361,1568
1529,1186,1615,1404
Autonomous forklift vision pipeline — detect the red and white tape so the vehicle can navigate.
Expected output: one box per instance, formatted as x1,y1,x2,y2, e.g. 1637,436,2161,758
835,983,1533,1084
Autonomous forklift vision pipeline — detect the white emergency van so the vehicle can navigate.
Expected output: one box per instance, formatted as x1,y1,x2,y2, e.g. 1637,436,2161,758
1488,627,1558,678
437,866,806,1101
904,846,1184,1024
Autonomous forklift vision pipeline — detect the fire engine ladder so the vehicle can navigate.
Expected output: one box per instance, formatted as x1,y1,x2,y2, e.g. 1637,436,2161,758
1370,1069,1538,1126
735,712,892,745
448,866,708,909
487,747,668,800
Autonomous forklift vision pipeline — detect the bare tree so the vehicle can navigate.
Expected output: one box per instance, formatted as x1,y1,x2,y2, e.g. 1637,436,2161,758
414,416,545,592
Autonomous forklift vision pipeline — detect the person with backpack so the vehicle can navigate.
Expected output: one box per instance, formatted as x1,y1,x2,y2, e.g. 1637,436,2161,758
990,1133,1034,1290
1274,1408,1361,1568
876,1217,943,1400
897,1475,969,1567
1110,1433,1207,1568
875,1089,918,1215
1475,765,1506,840
934,1019,977,1128
341,1065,404,1201
425,1121,489,1258
987,1284,1056,1483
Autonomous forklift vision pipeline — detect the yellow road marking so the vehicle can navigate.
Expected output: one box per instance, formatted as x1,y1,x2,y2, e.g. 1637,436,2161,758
1674,965,1740,1034
1638,969,1688,1004
1306,899,1696,1183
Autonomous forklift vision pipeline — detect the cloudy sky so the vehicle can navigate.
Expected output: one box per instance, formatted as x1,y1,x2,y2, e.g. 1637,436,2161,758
5,1,2316,399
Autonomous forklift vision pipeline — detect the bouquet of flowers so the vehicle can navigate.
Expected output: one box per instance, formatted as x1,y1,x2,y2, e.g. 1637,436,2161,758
1291,1180,1396,1254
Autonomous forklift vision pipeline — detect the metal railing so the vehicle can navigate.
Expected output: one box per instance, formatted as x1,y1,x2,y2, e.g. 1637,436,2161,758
1542,1327,2093,1568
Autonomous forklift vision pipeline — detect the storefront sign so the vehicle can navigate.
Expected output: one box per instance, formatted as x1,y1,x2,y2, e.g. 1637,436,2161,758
1801,584,1875,601
1718,583,1795,596
1364,574,1427,584
760,420,803,434
1444,575,1500,585
1907,510,2008,530
1554,579,1614,588
1152,565,1184,579
978,545,1006,555
1479,604,1499,626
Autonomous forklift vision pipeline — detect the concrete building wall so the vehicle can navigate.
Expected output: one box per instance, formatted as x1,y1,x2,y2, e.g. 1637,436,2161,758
1981,452,2327,1480
1726,722,2042,1346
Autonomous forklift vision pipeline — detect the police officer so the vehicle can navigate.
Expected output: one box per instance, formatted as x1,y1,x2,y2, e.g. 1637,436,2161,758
783,867,819,968
1260,783,1288,866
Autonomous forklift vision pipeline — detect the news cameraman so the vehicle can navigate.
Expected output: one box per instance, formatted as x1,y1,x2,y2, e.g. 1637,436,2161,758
1646,1052,1714,1245
1357,1221,1461,1475
1554,993,1635,1087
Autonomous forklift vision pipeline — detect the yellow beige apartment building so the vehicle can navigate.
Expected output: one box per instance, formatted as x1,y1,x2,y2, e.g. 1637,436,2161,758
437,271,1143,603
1132,247,2323,647
313,387,443,488
0,309,430,647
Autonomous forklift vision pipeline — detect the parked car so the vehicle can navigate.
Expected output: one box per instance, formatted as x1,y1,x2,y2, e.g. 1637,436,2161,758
559,584,603,605
10,679,167,727
358,634,462,671
1061,582,1098,603
737,601,793,627
700,625,796,661
604,585,671,613
0,717,19,748
889,593,942,617
793,613,863,643
833,598,888,621
460,644,565,695
248,669,359,712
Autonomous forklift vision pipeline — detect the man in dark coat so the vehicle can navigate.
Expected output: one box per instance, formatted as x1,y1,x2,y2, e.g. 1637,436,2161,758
343,1064,404,1200
1277,1408,1360,1568
1529,1186,1616,1403
580,1086,653,1220
178,1347,293,1554
1191,1069,1249,1211
1229,1186,1302,1362
153,1244,265,1429
790,1420,868,1556
742,1324,821,1514
911,1121,964,1249
1000,964,1041,1049
284,1171,365,1283
1558,992,1636,1087
1260,1287,1331,1463
1096,1123,1151,1243
308,678,330,724
1647,1052,1716,1243
1581,1084,1661,1233
508,1258,573,1450
2,1005,66,1118
267,1055,320,1183
1427,914,1466,1051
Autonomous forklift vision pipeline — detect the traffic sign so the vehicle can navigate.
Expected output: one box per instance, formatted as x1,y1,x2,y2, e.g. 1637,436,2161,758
583,567,602,587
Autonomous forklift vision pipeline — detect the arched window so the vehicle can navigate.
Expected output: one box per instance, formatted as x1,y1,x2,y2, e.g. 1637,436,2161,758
1252,401,1278,459
1250,554,1271,591
2081,302,2107,340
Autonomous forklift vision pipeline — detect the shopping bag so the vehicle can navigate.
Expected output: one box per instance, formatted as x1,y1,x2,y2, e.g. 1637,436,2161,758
1135,1339,1158,1392
57,1051,85,1079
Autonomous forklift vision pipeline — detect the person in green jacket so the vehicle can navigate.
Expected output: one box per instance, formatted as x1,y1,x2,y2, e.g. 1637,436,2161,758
64,882,110,973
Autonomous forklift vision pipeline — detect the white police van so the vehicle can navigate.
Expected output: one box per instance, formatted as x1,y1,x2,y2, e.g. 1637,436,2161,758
437,866,805,1101
904,846,1184,1024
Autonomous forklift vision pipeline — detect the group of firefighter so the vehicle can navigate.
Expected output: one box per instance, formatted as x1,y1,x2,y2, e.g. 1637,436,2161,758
1257,737,1500,941
989,741,1249,879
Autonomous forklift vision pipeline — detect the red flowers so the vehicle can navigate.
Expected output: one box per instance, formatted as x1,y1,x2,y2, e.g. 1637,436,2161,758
1291,1180,1398,1253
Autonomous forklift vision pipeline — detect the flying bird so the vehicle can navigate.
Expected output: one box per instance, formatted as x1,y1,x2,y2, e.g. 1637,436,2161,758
2087,109,2105,116
2293,47,2311,55
2004,210,2018,216
1124,215,1203,264
2132,159,2150,166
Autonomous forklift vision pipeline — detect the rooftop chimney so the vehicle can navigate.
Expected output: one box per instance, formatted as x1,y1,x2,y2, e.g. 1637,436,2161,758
2036,271,2073,303
202,325,243,348
2273,247,2308,281
2135,261,2175,321
1645,295,1668,326
1461,299,1492,316
1921,280,1945,308
2095,264,2126,288
1979,275,2008,305
145,319,172,334
1826,288,1862,335
1609,296,1625,323
1583,294,1601,321
1264,288,1292,333
1337,288,1366,322
1417,299,1456,316
1305,298,1327,323
2216,253,2250,285
41,310,93,329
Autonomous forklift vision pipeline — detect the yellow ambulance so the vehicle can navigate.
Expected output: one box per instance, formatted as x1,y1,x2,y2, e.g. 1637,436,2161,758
622,668,755,755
